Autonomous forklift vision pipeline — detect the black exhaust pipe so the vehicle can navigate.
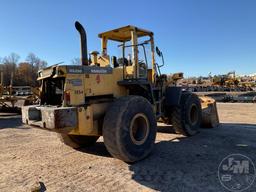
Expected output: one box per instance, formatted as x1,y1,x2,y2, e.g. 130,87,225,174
75,21,88,66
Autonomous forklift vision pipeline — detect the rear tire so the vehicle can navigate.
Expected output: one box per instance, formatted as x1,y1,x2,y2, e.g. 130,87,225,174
59,134,99,148
103,96,157,163
169,92,202,136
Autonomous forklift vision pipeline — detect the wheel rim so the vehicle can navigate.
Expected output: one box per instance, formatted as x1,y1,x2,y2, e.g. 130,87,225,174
189,104,198,126
129,113,149,145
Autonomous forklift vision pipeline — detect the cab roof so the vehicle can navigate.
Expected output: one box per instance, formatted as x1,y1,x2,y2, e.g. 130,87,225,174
98,25,153,42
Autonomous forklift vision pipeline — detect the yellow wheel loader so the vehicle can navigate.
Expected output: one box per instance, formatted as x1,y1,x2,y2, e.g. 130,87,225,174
22,21,218,162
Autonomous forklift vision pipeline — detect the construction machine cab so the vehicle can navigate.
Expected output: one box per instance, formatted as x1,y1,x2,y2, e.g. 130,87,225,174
98,25,156,83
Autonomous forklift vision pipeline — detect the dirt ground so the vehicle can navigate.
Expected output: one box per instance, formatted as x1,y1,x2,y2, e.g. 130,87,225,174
0,103,256,192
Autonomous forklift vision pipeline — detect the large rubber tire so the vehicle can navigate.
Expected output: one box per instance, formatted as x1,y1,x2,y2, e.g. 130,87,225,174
103,96,157,163
169,92,202,136
59,134,99,148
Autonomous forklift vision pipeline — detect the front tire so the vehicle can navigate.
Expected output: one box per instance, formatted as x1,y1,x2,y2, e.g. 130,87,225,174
103,96,157,163
169,92,202,136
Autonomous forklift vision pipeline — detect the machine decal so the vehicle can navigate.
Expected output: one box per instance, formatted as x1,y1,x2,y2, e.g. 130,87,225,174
67,79,82,86
67,66,112,74
74,90,83,94
84,66,112,74
67,67,83,74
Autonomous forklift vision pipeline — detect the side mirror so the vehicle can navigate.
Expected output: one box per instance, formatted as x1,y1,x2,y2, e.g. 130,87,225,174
155,46,165,68
156,46,162,57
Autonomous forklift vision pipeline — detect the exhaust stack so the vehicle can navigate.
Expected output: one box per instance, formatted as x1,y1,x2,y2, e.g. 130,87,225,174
75,21,88,66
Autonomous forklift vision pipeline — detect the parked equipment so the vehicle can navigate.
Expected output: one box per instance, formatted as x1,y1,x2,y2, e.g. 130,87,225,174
22,22,218,162
0,70,39,113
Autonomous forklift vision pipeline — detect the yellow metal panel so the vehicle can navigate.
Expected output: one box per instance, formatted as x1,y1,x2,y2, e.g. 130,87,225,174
84,67,126,97
70,106,99,136
98,55,110,67
131,30,138,78
125,66,134,79
150,37,156,84
98,25,153,42
70,103,110,136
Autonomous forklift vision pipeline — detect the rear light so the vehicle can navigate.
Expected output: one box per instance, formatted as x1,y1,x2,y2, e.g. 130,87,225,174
65,91,70,106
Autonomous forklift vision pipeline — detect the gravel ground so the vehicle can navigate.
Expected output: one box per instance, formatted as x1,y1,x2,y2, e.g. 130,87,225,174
0,103,256,192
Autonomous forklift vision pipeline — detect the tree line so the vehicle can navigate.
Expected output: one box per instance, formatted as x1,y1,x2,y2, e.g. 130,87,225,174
0,53,47,87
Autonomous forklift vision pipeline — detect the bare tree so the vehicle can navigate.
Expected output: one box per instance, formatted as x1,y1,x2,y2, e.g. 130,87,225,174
26,53,48,86
38,60,47,69
26,53,48,70
26,53,39,70
2,53,20,85
0,53,48,86
4,53,20,64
